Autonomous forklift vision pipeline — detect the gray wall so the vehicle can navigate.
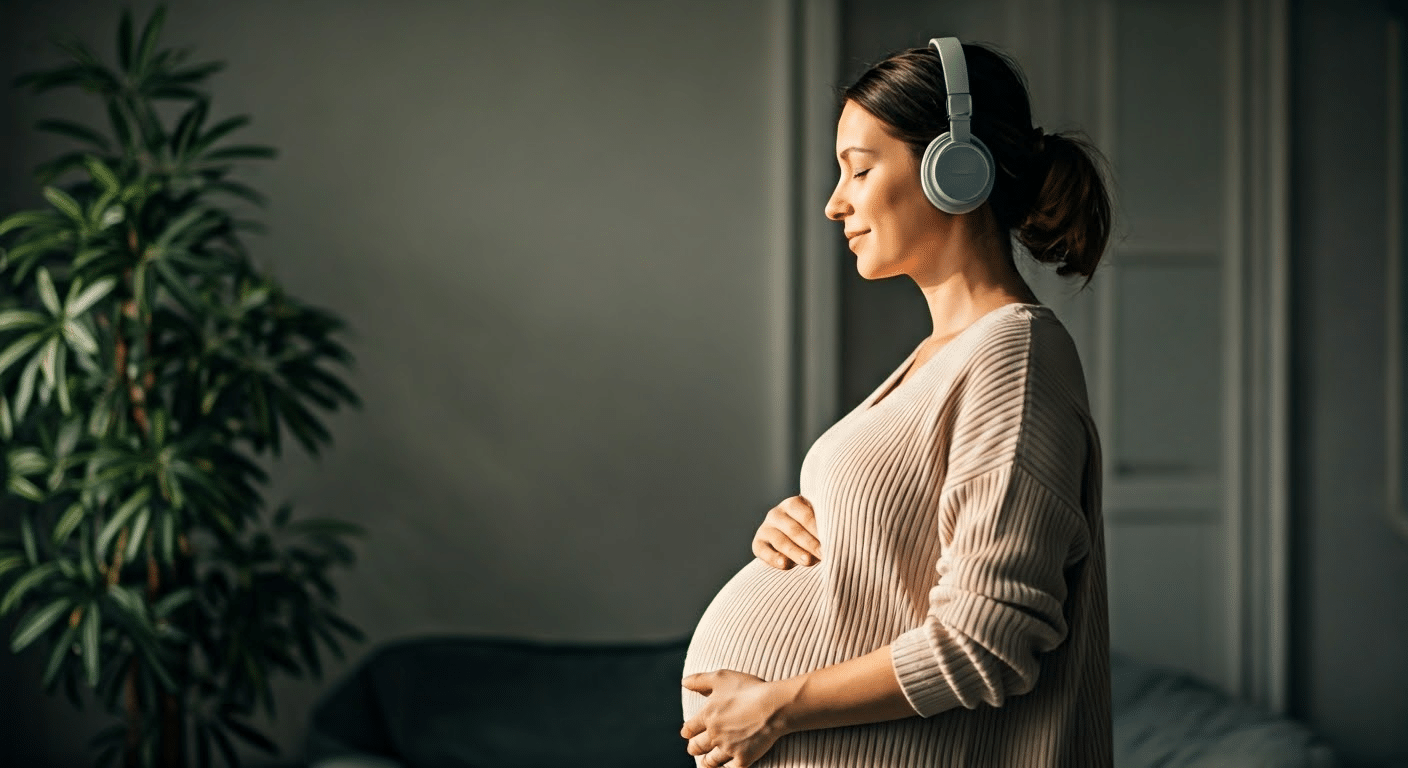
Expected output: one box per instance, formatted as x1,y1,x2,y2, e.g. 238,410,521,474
0,0,796,764
1289,1,1408,766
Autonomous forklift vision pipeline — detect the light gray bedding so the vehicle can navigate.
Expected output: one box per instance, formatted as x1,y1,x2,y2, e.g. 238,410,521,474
1111,650,1340,768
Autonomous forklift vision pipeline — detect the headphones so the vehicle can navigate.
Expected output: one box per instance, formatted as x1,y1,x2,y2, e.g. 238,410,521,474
920,37,995,214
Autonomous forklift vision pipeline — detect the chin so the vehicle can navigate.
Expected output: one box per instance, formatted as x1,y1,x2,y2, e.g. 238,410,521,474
853,254,899,281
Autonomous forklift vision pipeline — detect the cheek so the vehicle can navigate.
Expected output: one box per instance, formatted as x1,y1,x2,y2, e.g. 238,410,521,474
873,187,924,243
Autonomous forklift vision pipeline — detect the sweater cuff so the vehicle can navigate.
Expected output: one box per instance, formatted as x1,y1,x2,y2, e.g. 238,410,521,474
890,624,963,718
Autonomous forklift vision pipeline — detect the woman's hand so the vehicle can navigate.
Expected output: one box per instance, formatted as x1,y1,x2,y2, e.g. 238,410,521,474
752,496,822,570
681,669,792,768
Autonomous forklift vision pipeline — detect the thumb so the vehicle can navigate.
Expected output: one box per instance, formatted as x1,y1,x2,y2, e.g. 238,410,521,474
681,672,714,694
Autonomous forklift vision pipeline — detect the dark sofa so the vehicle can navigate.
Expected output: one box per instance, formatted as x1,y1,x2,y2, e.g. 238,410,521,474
297,634,1340,768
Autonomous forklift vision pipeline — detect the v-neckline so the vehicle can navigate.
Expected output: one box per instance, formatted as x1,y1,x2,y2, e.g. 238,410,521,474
863,302,1046,412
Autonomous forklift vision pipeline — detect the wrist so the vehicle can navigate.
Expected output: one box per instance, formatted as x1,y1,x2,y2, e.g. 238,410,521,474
769,673,811,736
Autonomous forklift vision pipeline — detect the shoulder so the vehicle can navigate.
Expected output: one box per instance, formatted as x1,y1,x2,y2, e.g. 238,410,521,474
955,304,1089,411
941,305,1094,497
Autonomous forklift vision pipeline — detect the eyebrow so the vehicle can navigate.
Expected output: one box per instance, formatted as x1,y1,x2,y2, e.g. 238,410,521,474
837,146,875,160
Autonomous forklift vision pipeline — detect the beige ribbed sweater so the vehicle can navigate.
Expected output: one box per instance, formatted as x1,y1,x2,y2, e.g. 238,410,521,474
682,302,1112,767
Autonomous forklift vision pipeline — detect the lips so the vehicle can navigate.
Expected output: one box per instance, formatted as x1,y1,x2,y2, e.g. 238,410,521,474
846,230,868,248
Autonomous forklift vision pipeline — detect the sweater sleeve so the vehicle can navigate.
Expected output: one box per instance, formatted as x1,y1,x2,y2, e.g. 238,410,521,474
888,331,1093,718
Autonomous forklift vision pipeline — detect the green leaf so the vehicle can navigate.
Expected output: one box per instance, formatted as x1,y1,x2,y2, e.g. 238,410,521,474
52,37,109,76
0,210,59,237
188,114,251,157
81,155,120,193
11,64,87,94
80,601,99,688
97,205,124,230
0,561,58,615
88,397,114,439
54,343,70,416
66,275,116,316
35,119,111,152
164,60,225,86
33,152,91,186
151,587,194,619
156,509,175,566
41,622,78,689
97,486,151,557
78,525,96,585
134,6,167,77
0,395,10,440
104,583,149,626
132,262,148,318
14,353,40,423
204,179,267,207
53,501,86,545
38,335,61,389
61,319,99,356
20,511,38,564
106,102,134,149
0,331,45,378
36,267,61,316
150,408,167,447
11,597,72,653
0,554,27,581
56,414,82,457
0,309,47,332
117,9,133,73
122,506,150,563
42,187,84,224
7,474,43,502
8,445,47,477
152,256,205,315
154,206,210,249
170,98,209,160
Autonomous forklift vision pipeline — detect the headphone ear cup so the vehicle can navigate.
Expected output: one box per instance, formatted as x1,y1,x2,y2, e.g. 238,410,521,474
920,132,995,214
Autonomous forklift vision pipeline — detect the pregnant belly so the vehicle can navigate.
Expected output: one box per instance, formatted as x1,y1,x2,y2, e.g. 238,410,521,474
681,558,828,721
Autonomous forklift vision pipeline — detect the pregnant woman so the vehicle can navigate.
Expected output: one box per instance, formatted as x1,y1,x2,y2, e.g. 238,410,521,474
679,38,1114,768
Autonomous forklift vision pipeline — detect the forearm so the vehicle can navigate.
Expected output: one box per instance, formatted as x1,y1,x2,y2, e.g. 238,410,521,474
772,644,919,735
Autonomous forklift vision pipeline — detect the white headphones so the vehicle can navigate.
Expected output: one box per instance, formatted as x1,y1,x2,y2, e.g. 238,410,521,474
920,37,995,214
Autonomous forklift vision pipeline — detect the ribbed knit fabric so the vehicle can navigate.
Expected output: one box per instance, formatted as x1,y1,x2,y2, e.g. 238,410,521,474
682,302,1112,767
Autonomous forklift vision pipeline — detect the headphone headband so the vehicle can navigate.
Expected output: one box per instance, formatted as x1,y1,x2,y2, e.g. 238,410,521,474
930,37,971,144
919,36,993,214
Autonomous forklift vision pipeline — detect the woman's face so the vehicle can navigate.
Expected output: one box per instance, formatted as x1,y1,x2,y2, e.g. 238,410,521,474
825,100,951,281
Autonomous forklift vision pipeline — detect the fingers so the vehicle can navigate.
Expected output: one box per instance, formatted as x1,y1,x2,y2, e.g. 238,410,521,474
681,672,713,695
753,540,797,570
691,742,742,768
780,495,820,538
752,495,824,570
766,502,822,559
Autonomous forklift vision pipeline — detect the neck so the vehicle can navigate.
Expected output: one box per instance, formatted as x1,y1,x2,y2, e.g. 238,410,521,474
908,205,1040,340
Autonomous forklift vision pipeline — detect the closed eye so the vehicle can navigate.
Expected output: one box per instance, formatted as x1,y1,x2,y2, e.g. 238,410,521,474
852,169,869,178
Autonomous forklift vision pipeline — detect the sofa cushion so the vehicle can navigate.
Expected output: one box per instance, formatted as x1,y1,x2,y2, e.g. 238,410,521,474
307,634,695,768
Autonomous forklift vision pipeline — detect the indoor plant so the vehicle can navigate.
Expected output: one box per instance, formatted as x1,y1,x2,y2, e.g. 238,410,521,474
0,6,366,767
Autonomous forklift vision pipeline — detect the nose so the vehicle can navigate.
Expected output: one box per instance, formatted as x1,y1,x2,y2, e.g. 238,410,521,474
824,181,850,221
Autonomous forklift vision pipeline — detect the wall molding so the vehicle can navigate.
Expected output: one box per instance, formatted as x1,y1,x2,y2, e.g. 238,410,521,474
787,0,841,472
1386,17,1408,544
1229,0,1291,713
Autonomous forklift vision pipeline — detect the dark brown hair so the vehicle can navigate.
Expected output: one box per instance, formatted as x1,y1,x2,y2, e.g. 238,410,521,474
841,42,1112,287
